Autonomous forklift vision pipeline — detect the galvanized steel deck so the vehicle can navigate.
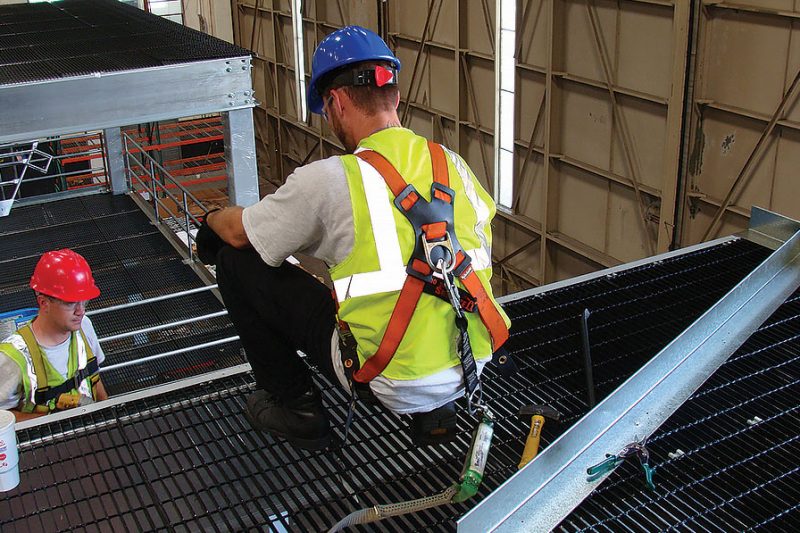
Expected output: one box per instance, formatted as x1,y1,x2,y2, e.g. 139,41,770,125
3,233,798,531
0,0,249,86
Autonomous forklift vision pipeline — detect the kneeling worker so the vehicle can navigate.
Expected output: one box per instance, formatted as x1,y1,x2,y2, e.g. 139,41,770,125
198,26,510,450
0,249,108,422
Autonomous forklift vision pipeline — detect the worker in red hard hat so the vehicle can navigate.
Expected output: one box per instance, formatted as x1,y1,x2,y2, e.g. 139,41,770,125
0,249,108,422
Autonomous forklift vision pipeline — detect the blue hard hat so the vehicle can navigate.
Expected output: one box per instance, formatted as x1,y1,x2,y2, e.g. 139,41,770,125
307,26,401,114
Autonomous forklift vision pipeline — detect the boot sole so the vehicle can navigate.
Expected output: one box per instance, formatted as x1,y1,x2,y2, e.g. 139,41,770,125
244,408,332,451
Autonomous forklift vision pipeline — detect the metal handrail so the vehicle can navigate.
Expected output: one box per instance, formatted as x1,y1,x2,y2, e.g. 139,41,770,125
123,132,206,214
122,131,210,262
100,336,240,372
0,134,108,193
98,310,229,343
88,286,238,371
87,285,219,316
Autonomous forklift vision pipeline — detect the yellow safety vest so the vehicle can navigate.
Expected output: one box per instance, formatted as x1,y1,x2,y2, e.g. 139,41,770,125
0,324,99,413
329,128,510,380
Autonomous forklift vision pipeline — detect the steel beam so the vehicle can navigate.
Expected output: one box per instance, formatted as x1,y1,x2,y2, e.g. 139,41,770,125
460,207,800,531
0,57,254,145
103,127,127,195
222,107,260,207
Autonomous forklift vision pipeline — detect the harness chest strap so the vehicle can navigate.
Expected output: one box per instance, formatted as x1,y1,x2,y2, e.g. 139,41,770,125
352,142,509,384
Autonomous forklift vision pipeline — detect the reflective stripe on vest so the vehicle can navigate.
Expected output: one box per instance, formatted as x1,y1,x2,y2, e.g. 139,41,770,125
332,151,493,303
4,333,38,408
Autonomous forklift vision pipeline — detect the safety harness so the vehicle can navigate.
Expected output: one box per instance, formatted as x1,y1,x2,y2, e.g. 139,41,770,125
349,141,508,414
14,325,99,411
330,142,510,531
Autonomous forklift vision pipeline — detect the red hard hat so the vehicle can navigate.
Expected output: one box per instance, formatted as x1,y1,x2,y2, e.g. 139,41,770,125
30,249,100,302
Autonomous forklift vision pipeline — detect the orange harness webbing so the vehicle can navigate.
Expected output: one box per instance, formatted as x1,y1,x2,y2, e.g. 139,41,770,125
352,141,508,383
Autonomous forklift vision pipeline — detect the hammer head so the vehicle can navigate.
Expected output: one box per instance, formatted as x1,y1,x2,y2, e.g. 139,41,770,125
518,404,560,421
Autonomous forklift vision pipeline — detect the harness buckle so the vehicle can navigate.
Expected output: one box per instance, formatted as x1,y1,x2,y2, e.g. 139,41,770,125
423,232,456,274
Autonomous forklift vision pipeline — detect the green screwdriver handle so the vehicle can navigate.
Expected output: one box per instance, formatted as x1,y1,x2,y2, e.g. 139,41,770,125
586,454,622,477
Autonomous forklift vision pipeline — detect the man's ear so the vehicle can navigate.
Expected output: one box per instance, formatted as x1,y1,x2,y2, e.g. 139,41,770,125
394,90,400,110
331,88,345,114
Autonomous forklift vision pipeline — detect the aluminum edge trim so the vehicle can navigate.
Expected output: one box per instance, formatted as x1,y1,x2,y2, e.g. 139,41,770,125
15,363,252,433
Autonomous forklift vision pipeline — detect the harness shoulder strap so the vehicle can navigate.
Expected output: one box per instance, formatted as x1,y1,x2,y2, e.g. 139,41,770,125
427,140,449,187
352,146,445,383
17,325,49,392
356,150,407,196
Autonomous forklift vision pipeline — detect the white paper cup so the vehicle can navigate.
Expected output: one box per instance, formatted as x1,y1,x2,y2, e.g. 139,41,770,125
0,410,19,492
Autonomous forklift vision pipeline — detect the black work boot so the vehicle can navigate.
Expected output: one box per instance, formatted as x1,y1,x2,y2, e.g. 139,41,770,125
244,388,331,450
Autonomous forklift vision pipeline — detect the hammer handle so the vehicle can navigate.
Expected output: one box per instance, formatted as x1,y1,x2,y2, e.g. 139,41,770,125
518,414,545,469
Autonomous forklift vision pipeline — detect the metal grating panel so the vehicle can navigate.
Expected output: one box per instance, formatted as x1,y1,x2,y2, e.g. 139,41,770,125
557,290,800,531
0,0,250,86
6,237,798,531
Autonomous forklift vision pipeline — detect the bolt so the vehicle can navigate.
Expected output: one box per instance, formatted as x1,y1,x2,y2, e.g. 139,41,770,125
226,67,232,72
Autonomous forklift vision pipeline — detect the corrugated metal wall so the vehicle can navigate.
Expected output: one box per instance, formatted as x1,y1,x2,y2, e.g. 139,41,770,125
680,1,800,245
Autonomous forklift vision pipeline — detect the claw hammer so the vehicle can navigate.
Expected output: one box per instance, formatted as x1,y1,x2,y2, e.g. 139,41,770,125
518,405,560,469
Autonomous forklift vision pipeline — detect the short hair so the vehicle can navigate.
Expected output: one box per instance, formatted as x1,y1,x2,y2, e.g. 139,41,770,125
318,60,400,116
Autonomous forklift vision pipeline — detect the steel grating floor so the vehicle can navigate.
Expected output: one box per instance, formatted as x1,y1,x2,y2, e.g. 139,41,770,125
557,291,800,531
3,236,798,531
0,0,250,86
0,193,245,396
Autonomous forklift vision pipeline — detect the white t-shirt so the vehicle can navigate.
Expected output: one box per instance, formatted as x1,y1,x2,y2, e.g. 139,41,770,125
0,316,105,410
242,136,491,414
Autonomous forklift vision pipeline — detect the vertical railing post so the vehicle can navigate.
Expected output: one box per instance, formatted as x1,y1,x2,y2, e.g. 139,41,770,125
183,193,193,260
122,134,130,189
149,159,158,221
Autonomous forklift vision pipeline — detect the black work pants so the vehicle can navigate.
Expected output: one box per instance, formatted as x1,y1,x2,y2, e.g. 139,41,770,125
216,246,337,400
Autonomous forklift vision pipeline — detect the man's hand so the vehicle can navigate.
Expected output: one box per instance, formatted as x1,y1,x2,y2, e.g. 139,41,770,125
207,206,251,250
11,409,46,423
196,210,227,265
94,379,108,401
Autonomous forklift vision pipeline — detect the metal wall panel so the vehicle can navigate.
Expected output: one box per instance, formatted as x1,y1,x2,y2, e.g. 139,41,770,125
183,0,236,43
230,0,692,294
502,0,690,289
680,1,800,245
